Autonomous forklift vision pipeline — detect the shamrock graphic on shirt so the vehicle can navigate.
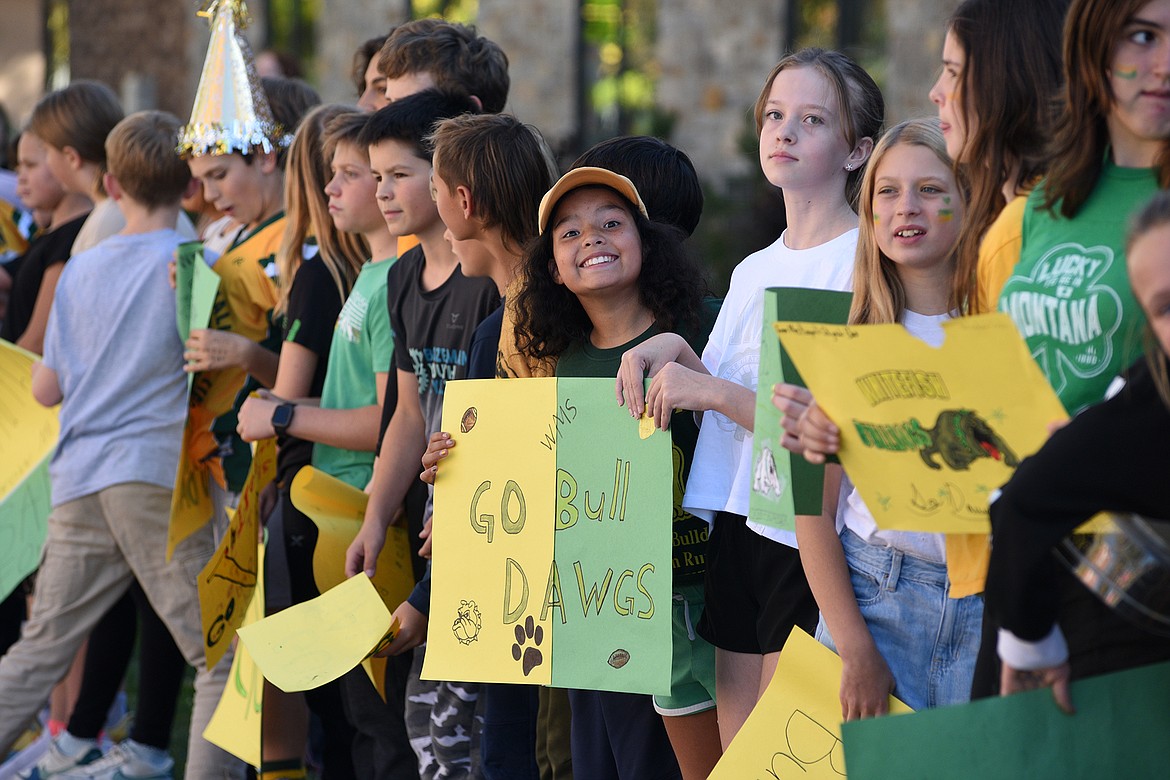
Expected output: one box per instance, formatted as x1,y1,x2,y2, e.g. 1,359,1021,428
998,241,1123,399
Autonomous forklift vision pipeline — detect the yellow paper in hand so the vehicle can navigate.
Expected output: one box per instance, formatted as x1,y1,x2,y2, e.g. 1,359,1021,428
203,543,266,767
290,467,414,702
198,437,275,669
777,314,1067,533
237,571,392,693
290,466,415,612
709,628,912,779
424,379,557,687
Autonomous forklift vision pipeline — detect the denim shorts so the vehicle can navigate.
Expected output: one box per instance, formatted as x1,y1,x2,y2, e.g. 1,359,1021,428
815,528,983,710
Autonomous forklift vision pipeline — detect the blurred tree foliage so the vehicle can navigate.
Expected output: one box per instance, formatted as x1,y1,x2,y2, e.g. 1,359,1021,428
413,0,478,22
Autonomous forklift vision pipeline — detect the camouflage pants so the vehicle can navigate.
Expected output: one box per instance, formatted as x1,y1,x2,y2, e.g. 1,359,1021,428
407,645,484,779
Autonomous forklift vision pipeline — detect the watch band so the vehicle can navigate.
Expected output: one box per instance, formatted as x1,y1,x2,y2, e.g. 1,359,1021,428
271,403,296,436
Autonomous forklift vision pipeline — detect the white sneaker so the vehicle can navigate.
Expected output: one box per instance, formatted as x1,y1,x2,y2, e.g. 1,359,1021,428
16,733,101,779
56,742,172,780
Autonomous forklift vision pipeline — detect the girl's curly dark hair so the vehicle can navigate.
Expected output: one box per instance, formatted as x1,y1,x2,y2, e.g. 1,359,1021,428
514,188,709,360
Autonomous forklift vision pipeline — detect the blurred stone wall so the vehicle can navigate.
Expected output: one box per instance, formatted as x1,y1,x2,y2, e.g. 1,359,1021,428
69,0,192,116
315,0,411,104
0,0,45,127
656,0,789,190
477,1,578,154
885,0,956,124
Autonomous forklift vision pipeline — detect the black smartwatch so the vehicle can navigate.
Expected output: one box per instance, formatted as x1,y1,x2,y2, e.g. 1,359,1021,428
271,403,296,436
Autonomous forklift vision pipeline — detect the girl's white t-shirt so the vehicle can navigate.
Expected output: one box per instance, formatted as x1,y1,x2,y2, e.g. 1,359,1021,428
682,228,857,547
839,309,950,563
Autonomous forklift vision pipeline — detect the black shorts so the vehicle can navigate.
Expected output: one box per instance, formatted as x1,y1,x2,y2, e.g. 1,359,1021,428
696,512,818,654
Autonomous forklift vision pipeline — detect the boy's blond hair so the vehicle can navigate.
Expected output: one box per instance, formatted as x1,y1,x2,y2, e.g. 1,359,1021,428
105,111,191,210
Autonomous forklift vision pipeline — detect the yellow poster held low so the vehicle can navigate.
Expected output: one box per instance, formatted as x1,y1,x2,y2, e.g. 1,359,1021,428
291,466,416,698
776,313,1067,533
203,543,266,767
197,436,275,669
0,339,58,601
709,628,911,779
290,466,414,607
237,572,397,693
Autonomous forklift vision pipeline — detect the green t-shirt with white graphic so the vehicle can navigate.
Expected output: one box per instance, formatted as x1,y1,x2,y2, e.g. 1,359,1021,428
997,161,1153,414
312,258,395,489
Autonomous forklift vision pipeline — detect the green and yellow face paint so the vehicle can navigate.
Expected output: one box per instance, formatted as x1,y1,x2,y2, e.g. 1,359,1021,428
938,208,955,223
1116,65,1139,80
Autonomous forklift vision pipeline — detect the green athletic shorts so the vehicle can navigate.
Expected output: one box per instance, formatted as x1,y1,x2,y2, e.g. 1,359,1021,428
653,581,717,715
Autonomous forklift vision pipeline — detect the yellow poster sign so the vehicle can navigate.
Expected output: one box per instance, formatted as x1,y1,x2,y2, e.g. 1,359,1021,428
0,340,58,600
289,466,414,608
237,572,395,693
0,340,58,500
709,628,911,779
203,543,265,768
426,378,557,687
168,404,221,560
776,314,1067,533
425,378,673,695
198,437,275,669
290,466,416,699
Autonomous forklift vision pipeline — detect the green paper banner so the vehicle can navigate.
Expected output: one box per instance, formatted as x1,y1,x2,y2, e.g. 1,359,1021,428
175,241,221,396
749,287,852,531
843,660,1170,779
0,455,51,601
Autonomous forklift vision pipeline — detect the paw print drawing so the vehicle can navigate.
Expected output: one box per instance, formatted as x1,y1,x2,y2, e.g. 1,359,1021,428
511,615,544,676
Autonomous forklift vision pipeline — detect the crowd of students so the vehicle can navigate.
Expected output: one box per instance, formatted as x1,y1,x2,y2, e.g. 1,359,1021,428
0,0,1168,777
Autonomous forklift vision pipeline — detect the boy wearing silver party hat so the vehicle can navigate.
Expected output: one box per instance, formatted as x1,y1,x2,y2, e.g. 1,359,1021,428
174,0,291,555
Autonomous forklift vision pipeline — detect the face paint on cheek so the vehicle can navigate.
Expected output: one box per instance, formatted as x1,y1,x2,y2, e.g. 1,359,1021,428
873,214,880,223
943,195,951,205
938,209,954,222
1116,65,1139,80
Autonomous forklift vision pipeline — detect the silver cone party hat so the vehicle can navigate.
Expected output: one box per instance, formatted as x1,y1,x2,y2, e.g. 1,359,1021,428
178,0,281,157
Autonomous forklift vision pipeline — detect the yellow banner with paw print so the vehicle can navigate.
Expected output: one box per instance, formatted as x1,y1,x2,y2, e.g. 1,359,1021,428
424,378,672,695
776,313,1067,533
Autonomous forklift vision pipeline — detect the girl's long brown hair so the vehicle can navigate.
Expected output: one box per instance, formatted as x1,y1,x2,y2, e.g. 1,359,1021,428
1042,0,1170,219
276,103,368,317
946,0,1068,313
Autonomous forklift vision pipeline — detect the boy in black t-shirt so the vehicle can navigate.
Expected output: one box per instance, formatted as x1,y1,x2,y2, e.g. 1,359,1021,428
346,90,499,778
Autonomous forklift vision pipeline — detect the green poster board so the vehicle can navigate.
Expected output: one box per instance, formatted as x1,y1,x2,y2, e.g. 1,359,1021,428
0,455,51,601
749,288,852,531
175,241,221,396
549,377,673,692
842,660,1170,779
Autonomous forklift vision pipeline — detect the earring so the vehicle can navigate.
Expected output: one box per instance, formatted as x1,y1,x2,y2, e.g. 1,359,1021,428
845,164,854,171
